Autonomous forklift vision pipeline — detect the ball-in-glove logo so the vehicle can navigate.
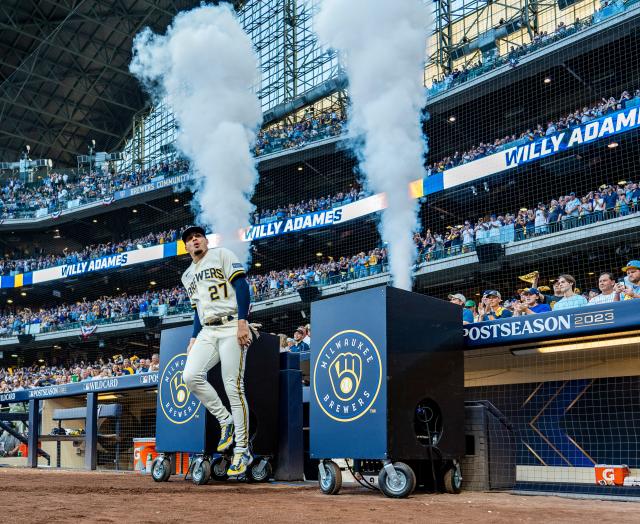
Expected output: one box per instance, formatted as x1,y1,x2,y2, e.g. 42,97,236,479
160,353,201,424
170,371,190,409
329,352,362,402
314,330,382,422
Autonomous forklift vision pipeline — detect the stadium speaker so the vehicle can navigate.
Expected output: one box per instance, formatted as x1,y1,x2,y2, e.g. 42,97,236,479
297,286,320,303
142,316,162,330
17,334,34,345
476,242,504,264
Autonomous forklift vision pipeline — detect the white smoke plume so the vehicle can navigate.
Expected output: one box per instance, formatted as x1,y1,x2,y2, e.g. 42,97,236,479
130,4,261,262
316,0,429,290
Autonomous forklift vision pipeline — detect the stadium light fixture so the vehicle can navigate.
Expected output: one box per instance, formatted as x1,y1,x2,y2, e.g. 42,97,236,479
38,359,44,363
448,116,456,123
543,77,552,84
588,272,595,275
7,299,13,304
97,394,121,401
92,219,97,223
10,354,17,358
174,198,180,203
298,166,303,171
150,281,157,286
608,142,619,149
316,252,323,257
512,335,640,355
254,262,262,268
132,209,138,213
20,292,26,297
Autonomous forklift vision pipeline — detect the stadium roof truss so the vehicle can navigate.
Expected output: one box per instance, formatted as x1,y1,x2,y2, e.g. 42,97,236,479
0,0,207,167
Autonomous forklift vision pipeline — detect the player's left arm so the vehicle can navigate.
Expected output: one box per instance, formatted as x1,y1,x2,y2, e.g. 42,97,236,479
221,248,251,348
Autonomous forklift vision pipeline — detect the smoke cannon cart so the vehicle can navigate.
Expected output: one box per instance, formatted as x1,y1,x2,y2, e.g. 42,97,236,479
310,286,465,498
150,325,283,485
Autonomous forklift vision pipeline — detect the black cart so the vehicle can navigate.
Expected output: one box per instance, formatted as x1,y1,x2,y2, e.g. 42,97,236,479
310,286,465,498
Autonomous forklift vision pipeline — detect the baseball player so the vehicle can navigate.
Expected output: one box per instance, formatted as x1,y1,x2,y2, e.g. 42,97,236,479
180,226,254,476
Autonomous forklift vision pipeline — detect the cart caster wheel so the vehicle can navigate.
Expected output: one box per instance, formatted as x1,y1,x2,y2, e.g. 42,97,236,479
319,460,342,495
443,464,462,494
210,455,229,482
248,457,272,482
151,456,171,482
378,462,416,498
191,457,211,485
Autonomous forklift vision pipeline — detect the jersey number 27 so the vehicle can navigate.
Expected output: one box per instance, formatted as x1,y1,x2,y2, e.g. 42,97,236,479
209,282,229,301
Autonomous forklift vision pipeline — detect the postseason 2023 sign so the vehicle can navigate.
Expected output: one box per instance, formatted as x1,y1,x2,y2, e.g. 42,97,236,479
463,300,640,348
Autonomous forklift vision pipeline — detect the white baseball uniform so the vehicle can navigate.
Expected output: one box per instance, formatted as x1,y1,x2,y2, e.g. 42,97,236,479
181,247,250,451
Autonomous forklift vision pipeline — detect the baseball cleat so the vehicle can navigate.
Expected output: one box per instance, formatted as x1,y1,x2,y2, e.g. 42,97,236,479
217,421,235,452
227,449,253,477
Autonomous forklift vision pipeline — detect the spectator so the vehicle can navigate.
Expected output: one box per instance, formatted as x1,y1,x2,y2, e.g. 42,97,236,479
303,324,311,346
513,288,552,315
588,272,621,304
552,274,588,310
149,353,160,372
449,293,474,324
477,290,513,321
532,274,565,309
290,327,310,353
616,260,640,299
464,299,478,323
120,358,134,375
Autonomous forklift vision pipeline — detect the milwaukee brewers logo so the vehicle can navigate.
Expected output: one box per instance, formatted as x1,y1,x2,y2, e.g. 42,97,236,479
159,353,201,424
313,330,382,423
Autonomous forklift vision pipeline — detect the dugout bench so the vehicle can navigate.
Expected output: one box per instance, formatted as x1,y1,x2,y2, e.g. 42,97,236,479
37,404,122,468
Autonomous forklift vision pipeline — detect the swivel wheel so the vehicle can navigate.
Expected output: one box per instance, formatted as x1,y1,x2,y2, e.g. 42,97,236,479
318,460,342,495
151,455,172,482
191,456,211,485
443,463,462,494
378,462,416,498
248,457,272,483
210,455,230,482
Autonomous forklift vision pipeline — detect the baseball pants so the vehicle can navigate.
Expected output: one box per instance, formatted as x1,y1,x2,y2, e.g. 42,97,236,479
183,322,249,451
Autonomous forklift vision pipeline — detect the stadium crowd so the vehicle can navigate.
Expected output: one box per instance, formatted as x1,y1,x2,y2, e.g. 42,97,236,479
0,175,637,297
251,184,364,224
428,19,592,94
428,0,627,96
426,85,639,175
415,180,640,263
0,227,190,276
2,73,639,229
448,259,640,324
0,353,160,394
0,159,189,220
248,247,388,301
0,182,365,276
0,288,191,338
254,109,345,156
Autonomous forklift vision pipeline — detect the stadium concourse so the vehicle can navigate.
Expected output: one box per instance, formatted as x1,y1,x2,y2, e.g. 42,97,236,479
3,0,640,514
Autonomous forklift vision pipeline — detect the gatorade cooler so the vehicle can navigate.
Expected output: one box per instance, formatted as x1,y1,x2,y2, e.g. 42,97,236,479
133,438,159,473
174,452,190,475
594,464,629,485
